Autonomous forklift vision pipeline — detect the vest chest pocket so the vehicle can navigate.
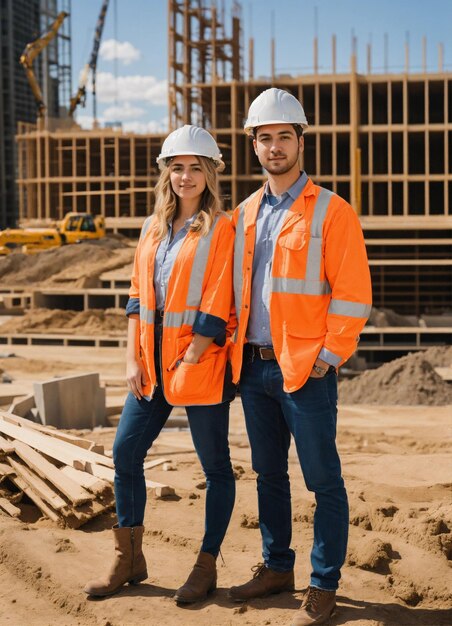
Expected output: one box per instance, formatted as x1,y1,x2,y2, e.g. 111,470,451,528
278,229,308,250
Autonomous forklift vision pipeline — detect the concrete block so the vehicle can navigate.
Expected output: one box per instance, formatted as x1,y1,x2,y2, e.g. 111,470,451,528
8,393,36,421
33,373,107,430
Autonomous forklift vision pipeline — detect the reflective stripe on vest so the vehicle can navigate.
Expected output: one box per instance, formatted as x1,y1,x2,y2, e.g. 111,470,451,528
328,298,372,318
233,190,261,323
162,215,220,329
304,188,334,282
271,276,331,295
140,305,155,325
140,216,153,239
233,205,246,322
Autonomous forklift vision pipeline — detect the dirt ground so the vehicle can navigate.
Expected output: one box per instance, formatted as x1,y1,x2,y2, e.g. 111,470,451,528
0,345,451,626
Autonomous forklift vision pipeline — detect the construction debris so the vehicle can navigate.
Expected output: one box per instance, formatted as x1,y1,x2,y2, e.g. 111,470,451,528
0,411,176,527
33,372,106,429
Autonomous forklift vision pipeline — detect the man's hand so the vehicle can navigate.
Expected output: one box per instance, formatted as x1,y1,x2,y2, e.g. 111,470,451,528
309,357,331,378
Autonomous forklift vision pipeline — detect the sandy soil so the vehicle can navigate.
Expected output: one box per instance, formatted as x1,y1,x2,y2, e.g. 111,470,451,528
0,346,451,626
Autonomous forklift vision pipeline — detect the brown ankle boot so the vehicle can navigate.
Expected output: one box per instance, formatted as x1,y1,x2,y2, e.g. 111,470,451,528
229,562,294,601
173,552,217,603
292,587,336,626
83,525,148,597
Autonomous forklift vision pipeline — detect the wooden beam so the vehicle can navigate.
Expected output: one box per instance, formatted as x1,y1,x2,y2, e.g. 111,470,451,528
13,441,93,506
8,457,67,511
0,497,21,518
0,417,114,469
11,475,60,523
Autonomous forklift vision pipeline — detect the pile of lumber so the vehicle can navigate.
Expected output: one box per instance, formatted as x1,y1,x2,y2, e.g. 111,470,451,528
0,411,175,528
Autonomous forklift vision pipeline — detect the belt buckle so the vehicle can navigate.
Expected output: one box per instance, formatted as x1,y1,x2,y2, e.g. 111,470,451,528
259,347,274,360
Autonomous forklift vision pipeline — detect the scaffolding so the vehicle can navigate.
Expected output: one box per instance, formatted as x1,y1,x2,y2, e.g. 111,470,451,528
15,0,452,317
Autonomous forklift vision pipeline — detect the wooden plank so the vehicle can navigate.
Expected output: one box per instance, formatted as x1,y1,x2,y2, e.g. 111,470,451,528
60,465,112,497
1,412,104,453
143,457,169,470
11,475,61,523
0,418,114,469
7,458,67,511
14,441,93,506
0,462,15,477
85,462,176,496
60,497,115,529
0,497,21,517
0,435,14,454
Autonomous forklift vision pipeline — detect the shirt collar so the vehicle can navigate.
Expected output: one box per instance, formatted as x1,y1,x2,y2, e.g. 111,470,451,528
264,171,308,203
167,212,198,230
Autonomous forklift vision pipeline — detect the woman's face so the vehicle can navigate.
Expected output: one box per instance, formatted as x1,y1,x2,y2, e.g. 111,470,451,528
169,155,207,202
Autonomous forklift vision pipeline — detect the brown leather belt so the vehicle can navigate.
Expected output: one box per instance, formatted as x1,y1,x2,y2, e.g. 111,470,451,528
244,344,276,361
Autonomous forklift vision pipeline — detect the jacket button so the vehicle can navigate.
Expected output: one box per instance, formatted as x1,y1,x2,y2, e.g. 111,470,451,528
244,304,249,309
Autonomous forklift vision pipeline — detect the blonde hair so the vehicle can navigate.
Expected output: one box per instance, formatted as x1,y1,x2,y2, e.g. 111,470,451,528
153,156,222,240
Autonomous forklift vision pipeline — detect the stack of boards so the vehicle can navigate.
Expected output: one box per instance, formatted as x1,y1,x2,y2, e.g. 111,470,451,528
0,411,175,528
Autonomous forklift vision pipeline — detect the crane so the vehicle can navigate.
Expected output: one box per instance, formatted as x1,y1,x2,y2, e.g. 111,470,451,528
69,0,110,124
19,11,69,119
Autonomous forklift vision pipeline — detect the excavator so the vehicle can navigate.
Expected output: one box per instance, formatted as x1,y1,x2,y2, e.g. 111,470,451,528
0,213,106,256
19,11,69,119
69,0,110,123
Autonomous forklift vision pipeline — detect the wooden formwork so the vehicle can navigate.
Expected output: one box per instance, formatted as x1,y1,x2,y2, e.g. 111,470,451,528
14,0,452,317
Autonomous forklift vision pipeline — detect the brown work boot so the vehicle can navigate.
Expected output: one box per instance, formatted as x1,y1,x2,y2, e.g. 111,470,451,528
229,562,294,601
83,525,148,597
292,586,336,625
173,551,217,603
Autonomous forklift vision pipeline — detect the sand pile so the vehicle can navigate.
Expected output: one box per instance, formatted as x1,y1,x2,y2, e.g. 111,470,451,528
339,347,452,405
0,308,127,335
0,238,134,288
368,306,418,327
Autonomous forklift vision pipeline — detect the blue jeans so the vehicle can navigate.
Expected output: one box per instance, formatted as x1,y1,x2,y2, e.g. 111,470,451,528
113,325,235,557
239,355,348,591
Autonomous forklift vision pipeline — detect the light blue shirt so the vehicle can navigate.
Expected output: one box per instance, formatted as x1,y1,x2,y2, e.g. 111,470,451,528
246,172,308,346
154,215,196,310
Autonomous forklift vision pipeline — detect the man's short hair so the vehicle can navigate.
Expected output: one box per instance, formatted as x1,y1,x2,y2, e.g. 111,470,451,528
252,124,304,139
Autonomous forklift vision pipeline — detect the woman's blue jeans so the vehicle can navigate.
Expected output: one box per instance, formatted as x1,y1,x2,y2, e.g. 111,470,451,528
239,354,348,591
113,326,235,557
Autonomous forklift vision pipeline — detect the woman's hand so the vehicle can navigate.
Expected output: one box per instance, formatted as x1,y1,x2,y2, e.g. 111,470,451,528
182,333,214,365
127,357,148,400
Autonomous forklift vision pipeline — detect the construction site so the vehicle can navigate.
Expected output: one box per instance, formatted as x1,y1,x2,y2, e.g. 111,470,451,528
0,1,451,625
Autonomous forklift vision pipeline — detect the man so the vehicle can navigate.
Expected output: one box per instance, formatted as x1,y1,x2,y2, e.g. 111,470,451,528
229,88,372,626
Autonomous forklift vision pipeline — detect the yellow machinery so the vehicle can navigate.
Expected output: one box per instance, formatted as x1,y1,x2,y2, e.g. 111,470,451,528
0,213,105,255
19,11,69,119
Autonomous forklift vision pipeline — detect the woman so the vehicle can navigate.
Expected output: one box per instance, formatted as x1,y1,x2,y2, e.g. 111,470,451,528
84,125,236,603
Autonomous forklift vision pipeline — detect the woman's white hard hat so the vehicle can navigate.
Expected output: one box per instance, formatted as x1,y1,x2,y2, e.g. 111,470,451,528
244,88,308,136
157,125,224,170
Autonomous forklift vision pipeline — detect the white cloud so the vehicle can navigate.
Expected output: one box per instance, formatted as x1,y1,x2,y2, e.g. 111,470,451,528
103,103,146,121
91,72,167,106
122,119,168,134
74,113,168,135
99,39,141,65
75,114,105,129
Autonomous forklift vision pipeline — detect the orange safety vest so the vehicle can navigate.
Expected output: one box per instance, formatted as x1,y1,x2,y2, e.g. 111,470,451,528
231,178,372,392
129,213,235,405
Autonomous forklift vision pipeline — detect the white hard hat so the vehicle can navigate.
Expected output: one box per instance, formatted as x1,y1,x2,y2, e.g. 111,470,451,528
157,125,224,170
244,88,308,135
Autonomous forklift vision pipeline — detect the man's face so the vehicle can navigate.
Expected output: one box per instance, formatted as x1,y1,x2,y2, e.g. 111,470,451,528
253,124,303,176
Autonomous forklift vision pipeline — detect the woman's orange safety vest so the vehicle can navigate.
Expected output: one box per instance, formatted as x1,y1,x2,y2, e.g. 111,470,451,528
231,178,372,392
129,213,235,405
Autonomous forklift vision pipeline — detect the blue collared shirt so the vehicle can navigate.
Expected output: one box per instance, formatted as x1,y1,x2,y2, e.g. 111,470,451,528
246,171,308,346
153,215,196,310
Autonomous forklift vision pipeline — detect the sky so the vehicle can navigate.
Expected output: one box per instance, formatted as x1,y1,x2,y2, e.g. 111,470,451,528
70,0,452,133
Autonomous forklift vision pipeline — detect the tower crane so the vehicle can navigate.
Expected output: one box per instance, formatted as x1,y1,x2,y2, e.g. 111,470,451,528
69,0,110,124
19,11,69,119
